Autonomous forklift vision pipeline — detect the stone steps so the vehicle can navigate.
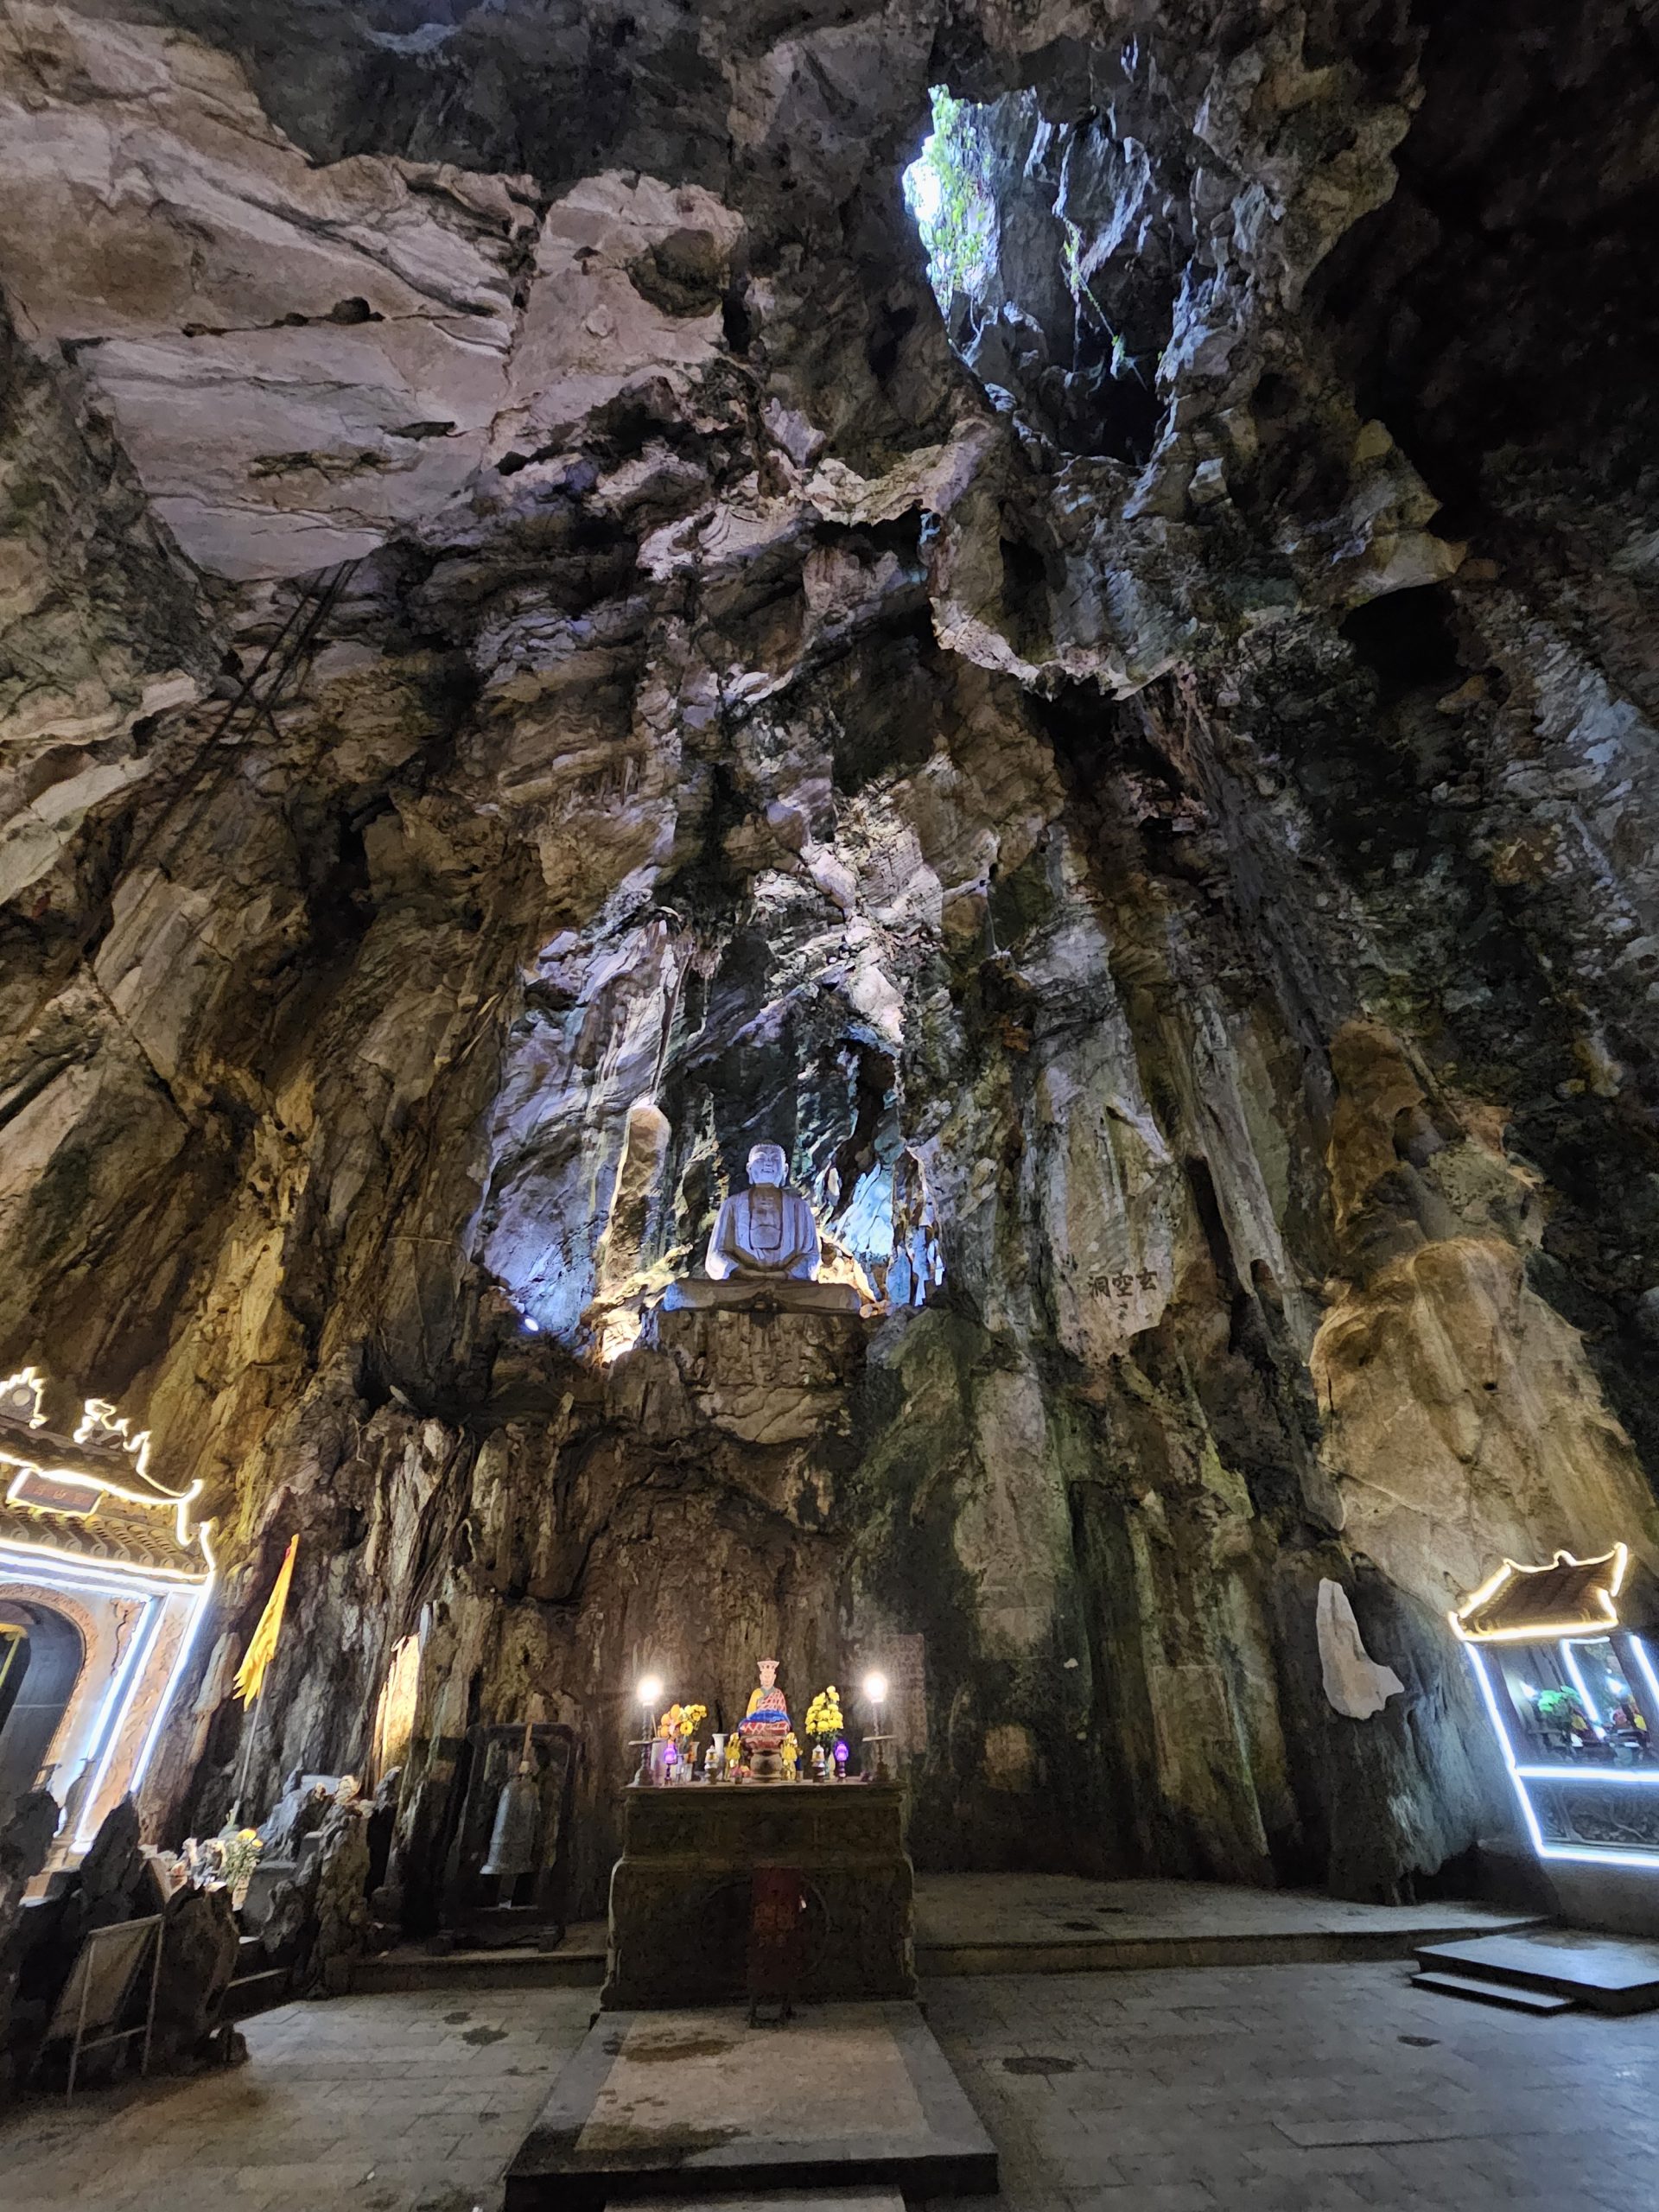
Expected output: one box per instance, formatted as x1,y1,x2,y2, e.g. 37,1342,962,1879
347,1925,608,1994
1414,1929,1659,2015
1410,1967,1577,2014
342,1892,1549,1993
223,1965,294,2020
911,1875,1548,1980
223,1929,297,2021
917,1914,1546,1979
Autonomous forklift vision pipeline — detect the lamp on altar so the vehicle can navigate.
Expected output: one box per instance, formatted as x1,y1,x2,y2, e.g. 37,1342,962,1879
634,1674,664,1786
862,1670,890,1783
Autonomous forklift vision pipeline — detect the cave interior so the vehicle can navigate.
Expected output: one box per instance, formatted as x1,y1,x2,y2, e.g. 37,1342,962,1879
0,0,1657,2044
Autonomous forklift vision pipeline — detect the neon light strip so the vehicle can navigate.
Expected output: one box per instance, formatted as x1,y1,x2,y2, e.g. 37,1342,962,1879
1449,1542,1629,1643
0,1557,191,1604
1469,1649,1659,1873
0,1533,207,1588
1630,1637,1659,1726
124,1573,214,1816
73,1399,153,1480
2,1459,205,1550
1466,1647,1546,1854
1515,1765,1659,1785
70,1595,172,1849
23,1579,162,1789
1452,1624,1622,1643
1560,1640,1603,1725
70,1592,161,1777
0,1564,172,1607
0,1549,196,1792
0,1527,218,1844
1537,1844,1659,1870
0,1368,46,1424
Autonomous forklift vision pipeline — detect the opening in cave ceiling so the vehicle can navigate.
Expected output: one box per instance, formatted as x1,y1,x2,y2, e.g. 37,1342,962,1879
903,79,1168,467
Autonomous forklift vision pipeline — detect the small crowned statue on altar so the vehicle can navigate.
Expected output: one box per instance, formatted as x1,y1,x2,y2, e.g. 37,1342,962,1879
708,1143,820,1281
738,1656,791,1782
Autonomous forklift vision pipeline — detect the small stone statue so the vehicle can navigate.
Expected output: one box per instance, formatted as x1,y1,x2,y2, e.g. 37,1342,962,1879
709,1143,821,1281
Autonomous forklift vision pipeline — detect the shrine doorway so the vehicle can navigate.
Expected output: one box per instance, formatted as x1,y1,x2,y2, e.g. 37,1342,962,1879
0,1599,84,1819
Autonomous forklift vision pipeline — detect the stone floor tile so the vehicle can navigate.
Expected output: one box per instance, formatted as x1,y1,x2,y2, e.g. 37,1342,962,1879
9,1961,1659,2212
1065,2192,1219,2212
1275,2112,1485,2148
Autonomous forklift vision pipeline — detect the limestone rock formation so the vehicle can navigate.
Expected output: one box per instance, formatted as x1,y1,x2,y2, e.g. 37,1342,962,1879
2,0,1657,1914
151,1886,242,2071
0,1790,58,2091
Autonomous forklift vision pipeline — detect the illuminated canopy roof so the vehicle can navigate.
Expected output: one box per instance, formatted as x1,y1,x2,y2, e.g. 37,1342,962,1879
0,1368,211,1585
1451,1546,1630,1644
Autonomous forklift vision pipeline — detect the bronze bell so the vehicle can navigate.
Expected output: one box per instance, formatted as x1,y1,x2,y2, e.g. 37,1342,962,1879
481,1723,541,1884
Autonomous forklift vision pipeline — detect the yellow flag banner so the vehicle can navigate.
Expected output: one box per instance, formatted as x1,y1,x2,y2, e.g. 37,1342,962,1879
232,1533,298,1707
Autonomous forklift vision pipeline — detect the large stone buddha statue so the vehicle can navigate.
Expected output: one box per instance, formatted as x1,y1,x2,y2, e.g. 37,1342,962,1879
663,1141,860,1313
709,1142,818,1281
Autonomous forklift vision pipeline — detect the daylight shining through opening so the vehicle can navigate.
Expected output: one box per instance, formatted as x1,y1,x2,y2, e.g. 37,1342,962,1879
902,88,995,313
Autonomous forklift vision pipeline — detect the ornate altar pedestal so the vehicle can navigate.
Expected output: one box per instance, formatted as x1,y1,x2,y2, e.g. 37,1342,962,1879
601,1783,917,2010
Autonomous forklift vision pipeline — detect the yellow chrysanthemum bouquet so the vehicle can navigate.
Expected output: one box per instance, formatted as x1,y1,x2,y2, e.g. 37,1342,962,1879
804,1686,843,1745
657,1700,708,1751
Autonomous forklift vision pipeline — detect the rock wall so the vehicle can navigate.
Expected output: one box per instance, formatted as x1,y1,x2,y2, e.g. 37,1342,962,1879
3,0,1657,1910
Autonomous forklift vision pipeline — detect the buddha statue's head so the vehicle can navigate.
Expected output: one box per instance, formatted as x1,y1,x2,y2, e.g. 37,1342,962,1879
758,1656,779,1687
747,1142,787,1188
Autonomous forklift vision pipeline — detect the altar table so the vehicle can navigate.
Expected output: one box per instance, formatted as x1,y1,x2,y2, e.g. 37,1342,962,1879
601,1782,917,2009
